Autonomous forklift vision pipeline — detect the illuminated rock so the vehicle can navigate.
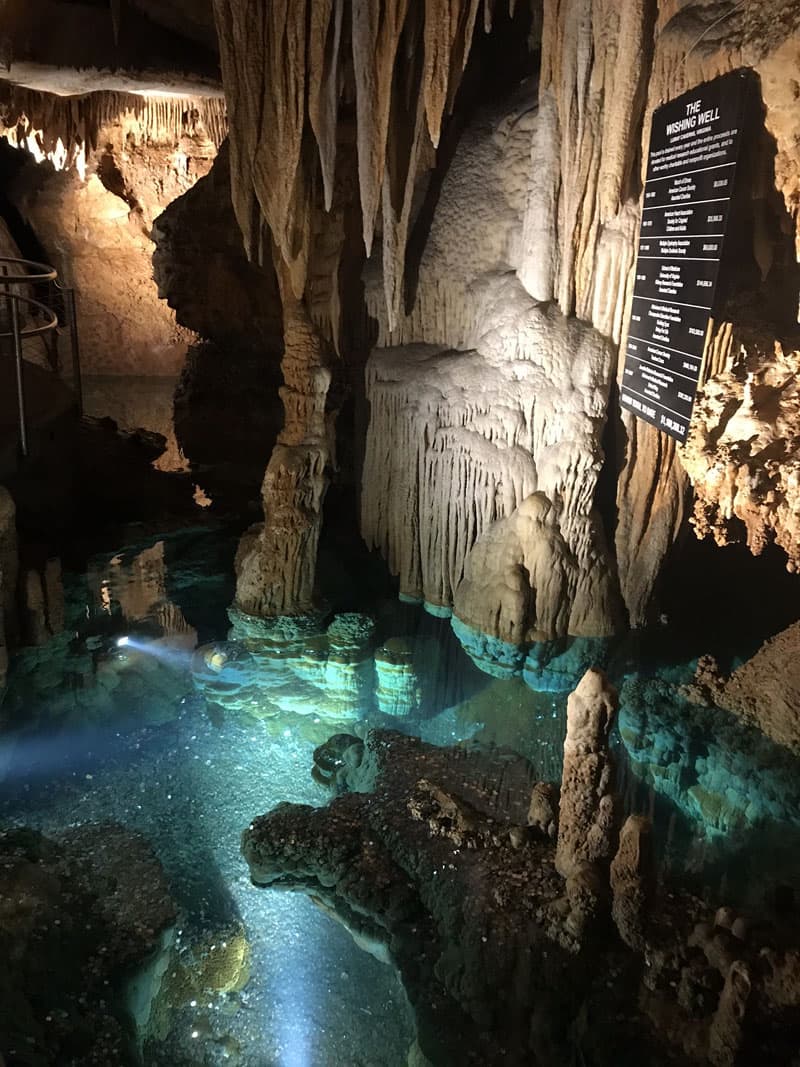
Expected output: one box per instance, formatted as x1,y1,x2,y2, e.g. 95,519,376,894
682,339,800,577
555,668,618,880
241,722,800,1065
374,637,421,719
362,295,621,647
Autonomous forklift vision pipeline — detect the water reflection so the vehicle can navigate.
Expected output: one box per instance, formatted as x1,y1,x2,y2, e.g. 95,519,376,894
1,525,799,1062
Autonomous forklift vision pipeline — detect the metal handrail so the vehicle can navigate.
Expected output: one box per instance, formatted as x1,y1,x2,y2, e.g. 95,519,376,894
0,257,83,459
0,257,57,284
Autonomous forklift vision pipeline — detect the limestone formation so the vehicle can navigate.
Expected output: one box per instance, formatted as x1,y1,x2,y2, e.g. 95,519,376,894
609,814,653,950
555,668,618,880
374,638,422,719
2,88,225,376
681,335,800,574
361,282,622,653
707,961,751,1067
526,781,557,839
240,714,800,1065
683,622,800,756
234,270,334,618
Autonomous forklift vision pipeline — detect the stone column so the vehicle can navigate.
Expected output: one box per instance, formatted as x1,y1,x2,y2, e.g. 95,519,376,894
235,262,333,617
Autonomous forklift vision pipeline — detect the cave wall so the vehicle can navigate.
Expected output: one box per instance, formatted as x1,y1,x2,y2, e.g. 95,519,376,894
519,0,800,626
0,90,227,377
7,0,790,640
354,0,800,651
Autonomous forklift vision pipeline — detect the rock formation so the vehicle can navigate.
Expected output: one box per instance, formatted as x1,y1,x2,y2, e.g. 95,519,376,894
1,88,226,376
555,668,618,878
683,621,800,756
682,333,800,572
610,814,653,951
240,668,800,1066
361,282,622,661
234,268,335,617
0,822,175,1066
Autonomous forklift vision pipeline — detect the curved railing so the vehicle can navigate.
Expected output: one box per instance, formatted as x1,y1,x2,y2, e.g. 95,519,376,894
0,257,83,458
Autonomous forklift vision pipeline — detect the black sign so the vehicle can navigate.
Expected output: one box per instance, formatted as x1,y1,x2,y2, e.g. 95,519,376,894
620,71,750,442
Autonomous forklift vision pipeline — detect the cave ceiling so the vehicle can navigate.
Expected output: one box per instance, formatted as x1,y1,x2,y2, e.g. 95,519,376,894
0,0,221,96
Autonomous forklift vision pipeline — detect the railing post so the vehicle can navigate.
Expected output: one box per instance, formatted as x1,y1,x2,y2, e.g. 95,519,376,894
65,287,83,416
9,293,29,458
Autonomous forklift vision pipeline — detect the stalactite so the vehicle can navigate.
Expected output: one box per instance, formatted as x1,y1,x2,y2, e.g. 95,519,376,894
0,84,227,176
381,5,428,333
423,0,480,149
215,0,490,325
351,0,409,256
308,0,344,213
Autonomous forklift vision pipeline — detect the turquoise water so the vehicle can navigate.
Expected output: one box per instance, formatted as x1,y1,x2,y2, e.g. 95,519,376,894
2,522,799,1063
0,526,416,1066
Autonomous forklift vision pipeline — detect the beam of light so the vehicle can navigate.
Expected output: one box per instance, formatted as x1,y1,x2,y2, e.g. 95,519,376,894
0,720,132,785
272,923,315,1067
118,636,194,669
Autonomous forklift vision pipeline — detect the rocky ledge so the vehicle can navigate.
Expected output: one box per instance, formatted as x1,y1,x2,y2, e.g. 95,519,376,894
242,670,800,1067
0,822,175,1065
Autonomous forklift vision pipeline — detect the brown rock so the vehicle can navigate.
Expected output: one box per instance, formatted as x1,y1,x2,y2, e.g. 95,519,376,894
555,668,619,880
610,814,653,950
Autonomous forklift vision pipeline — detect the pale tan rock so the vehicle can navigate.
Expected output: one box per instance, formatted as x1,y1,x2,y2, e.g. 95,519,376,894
690,622,800,755
682,336,800,574
234,267,333,617
351,0,409,255
3,89,223,376
361,284,621,635
555,668,618,879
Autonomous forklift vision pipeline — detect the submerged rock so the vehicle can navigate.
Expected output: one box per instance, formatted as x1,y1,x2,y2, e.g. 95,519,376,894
0,822,175,1066
241,669,800,1066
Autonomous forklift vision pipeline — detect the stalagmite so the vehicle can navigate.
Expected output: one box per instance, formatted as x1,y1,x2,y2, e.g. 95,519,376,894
555,668,618,879
708,961,751,1067
610,814,653,950
234,263,333,617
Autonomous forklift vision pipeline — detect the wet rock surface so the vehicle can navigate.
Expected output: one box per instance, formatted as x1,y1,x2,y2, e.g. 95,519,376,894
242,675,800,1067
0,822,175,1066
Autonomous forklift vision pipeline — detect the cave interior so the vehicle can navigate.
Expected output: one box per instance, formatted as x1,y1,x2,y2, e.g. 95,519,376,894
1,2,800,1066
